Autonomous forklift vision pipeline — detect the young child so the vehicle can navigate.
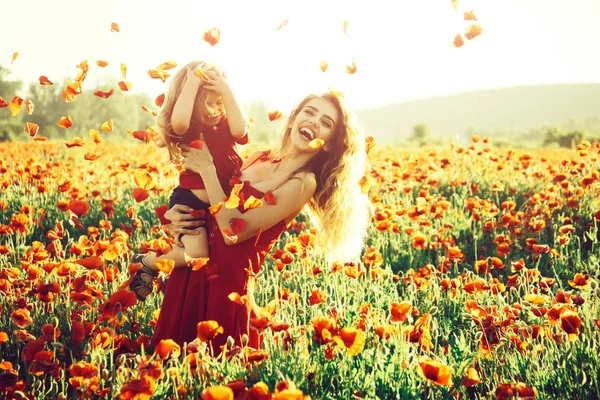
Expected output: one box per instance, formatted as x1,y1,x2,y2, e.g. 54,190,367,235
129,60,248,301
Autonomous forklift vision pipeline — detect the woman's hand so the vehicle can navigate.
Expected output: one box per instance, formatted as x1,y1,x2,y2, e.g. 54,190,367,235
162,204,205,237
181,139,215,174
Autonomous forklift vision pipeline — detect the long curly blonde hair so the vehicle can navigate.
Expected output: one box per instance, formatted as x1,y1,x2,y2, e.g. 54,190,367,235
270,92,371,264
155,60,221,164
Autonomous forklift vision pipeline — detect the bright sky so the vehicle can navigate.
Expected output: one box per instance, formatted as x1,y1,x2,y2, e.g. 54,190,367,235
3,0,600,110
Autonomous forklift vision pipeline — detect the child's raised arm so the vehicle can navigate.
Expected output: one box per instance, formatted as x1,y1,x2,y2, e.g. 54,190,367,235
204,70,247,138
171,68,203,135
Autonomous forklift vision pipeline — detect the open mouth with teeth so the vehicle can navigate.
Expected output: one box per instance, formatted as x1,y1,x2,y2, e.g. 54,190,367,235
299,127,315,142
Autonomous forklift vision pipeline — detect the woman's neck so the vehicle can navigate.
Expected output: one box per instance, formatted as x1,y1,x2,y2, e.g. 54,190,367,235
271,145,314,173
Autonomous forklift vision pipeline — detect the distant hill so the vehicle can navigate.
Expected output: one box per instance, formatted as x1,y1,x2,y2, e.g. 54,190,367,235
356,84,600,144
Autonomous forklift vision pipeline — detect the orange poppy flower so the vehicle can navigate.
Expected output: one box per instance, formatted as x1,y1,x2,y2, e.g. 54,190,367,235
560,310,582,340
311,316,337,344
250,315,271,332
35,282,60,303
197,321,224,342
308,289,327,306
69,200,90,217
361,246,382,268
463,279,490,294
515,383,537,398
490,257,504,269
418,358,453,386
9,213,31,234
23,337,46,365
523,294,547,305
40,324,60,342
69,361,99,379
273,388,309,399
412,233,428,249
154,339,181,360
333,327,365,356
568,273,590,290
462,367,481,386
132,188,149,203
531,244,551,255
409,314,433,350
473,259,489,274
98,290,137,318
201,385,234,400
344,264,365,279
247,382,271,398
374,324,399,341
119,375,156,399
390,302,412,323
244,347,269,363
446,245,464,262
495,383,516,400
11,309,33,328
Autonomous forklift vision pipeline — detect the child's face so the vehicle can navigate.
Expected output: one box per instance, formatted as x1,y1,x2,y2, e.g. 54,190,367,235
195,90,225,126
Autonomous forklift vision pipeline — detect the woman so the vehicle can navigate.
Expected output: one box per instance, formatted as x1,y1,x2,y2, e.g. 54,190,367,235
151,91,370,354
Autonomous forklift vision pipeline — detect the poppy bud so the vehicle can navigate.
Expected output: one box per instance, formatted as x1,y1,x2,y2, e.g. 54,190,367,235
531,361,540,372
116,354,128,367
241,334,249,346
227,336,235,348
526,326,533,335
13,392,28,400
590,280,598,290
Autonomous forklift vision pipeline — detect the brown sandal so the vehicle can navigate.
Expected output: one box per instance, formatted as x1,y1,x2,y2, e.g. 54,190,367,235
129,254,158,301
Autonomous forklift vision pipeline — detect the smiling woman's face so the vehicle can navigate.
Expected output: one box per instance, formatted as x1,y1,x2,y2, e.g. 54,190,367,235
290,97,339,151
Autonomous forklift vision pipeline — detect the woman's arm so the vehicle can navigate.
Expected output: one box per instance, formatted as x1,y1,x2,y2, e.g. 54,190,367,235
204,70,246,138
205,165,315,245
171,69,202,135
183,145,316,245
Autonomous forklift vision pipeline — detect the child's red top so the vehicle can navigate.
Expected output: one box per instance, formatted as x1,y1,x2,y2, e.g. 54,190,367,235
177,116,248,191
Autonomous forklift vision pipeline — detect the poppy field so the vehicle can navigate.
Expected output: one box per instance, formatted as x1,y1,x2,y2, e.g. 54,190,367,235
0,137,599,399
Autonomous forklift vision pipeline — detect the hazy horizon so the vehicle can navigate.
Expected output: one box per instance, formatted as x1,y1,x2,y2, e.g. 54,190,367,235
3,0,600,110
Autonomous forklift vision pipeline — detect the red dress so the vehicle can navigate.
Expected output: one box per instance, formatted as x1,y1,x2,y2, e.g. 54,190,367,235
151,179,287,353
178,116,248,191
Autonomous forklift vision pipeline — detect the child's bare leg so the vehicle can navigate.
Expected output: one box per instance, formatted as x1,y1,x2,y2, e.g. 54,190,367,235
142,246,188,269
141,228,208,268
136,227,208,270
180,227,209,260
129,228,208,300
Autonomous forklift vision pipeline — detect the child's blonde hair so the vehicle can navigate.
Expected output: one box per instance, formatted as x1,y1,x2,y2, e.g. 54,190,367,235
155,60,222,164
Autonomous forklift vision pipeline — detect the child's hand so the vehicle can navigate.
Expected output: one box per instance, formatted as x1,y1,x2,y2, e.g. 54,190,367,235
203,69,230,95
186,65,204,83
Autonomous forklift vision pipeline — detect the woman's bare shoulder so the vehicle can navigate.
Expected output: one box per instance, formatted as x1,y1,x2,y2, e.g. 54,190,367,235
286,171,317,195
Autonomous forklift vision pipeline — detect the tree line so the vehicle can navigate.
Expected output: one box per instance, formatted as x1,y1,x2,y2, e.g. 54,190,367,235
1,64,158,142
